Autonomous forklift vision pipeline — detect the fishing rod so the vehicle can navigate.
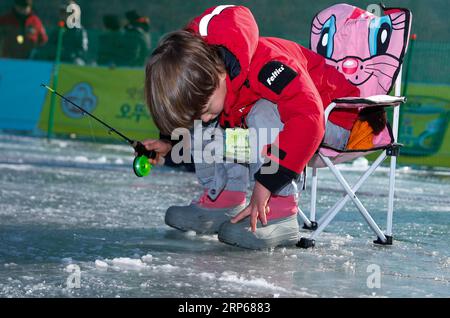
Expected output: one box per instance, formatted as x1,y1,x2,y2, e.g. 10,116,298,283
41,84,156,177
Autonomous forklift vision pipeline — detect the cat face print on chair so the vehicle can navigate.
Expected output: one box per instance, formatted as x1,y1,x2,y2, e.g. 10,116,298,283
310,4,412,97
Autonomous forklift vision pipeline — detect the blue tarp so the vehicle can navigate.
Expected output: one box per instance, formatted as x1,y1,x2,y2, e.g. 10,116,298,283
0,58,53,131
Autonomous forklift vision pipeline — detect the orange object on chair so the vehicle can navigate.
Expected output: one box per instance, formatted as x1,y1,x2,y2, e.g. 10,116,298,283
346,119,374,150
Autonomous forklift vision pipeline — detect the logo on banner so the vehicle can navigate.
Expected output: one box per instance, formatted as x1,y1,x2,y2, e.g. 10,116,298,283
61,82,98,119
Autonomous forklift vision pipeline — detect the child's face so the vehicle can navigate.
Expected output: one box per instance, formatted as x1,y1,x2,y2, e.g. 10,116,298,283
200,73,227,123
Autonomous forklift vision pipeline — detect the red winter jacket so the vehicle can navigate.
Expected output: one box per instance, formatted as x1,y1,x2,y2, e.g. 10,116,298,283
0,9,48,59
187,5,360,193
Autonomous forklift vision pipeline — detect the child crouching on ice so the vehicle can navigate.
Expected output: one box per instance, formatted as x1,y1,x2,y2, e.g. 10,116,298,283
142,5,360,249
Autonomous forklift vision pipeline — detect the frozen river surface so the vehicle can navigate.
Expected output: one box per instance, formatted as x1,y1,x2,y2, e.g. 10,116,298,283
0,134,449,297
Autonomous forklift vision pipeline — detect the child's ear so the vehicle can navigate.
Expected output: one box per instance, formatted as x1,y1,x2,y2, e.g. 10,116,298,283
219,72,227,81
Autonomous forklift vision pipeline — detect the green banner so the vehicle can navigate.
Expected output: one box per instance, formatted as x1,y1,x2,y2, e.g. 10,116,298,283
38,64,159,141
397,83,450,167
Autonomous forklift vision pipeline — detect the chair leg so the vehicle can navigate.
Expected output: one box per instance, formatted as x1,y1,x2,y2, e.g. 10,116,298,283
386,154,397,237
320,155,388,243
302,221,318,231
297,237,316,248
309,167,318,222
301,167,318,231
298,152,390,249
318,152,387,225
298,207,316,230
310,198,346,240
374,152,397,246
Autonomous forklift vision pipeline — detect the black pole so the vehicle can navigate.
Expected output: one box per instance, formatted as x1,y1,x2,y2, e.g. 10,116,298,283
41,84,156,159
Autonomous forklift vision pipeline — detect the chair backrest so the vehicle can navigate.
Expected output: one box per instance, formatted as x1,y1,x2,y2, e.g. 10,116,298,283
310,3,412,97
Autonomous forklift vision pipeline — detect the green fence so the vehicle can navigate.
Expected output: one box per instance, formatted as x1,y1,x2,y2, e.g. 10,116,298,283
406,41,450,85
29,27,156,68
21,26,450,87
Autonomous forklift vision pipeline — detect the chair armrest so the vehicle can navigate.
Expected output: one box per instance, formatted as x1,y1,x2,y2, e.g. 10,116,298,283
332,95,406,108
324,95,406,123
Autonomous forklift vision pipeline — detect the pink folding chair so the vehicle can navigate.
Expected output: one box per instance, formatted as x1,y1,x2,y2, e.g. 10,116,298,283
296,3,413,248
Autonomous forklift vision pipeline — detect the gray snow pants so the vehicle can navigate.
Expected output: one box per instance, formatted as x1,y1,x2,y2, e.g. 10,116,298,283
191,99,302,200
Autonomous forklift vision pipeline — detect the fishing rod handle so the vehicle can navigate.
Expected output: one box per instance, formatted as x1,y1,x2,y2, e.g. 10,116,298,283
134,141,157,159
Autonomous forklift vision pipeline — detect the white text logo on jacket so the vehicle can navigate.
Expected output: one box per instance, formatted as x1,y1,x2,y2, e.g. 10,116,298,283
259,61,297,95
266,65,285,86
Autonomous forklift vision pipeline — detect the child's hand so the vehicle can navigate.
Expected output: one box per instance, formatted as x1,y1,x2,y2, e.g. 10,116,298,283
231,181,271,232
139,139,172,165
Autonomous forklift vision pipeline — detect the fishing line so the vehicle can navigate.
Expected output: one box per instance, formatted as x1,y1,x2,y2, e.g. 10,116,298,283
86,114,98,144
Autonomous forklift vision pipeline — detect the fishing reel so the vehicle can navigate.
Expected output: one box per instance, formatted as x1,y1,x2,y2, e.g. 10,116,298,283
132,141,157,177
